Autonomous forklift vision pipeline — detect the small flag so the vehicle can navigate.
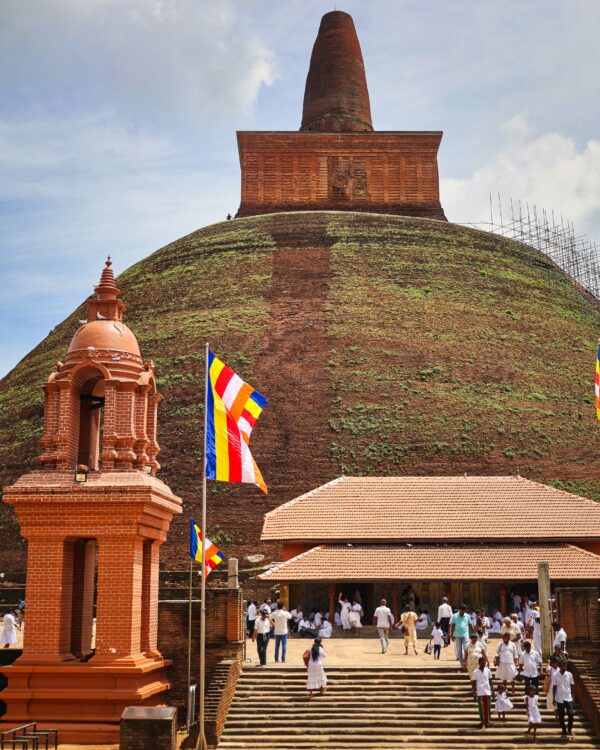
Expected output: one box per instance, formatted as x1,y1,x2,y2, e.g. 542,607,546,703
190,518,224,578
596,343,600,420
206,349,267,493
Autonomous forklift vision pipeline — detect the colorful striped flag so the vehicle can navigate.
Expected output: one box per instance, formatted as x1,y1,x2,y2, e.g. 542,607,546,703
596,343,600,420
206,350,267,494
190,518,225,578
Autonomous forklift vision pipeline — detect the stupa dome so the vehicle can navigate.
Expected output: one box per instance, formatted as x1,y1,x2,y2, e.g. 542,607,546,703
68,319,141,356
0,211,599,572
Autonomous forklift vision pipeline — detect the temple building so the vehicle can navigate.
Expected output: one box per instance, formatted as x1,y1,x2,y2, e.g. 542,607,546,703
258,476,600,621
237,11,446,220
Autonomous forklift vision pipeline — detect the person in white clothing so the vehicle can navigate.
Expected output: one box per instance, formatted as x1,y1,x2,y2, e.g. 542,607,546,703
349,600,363,636
338,593,352,632
471,656,494,728
553,622,567,651
373,598,393,654
313,611,323,629
298,616,317,638
553,662,575,737
524,684,542,739
252,609,273,666
290,605,303,633
430,622,444,660
1,610,20,648
246,600,257,637
306,639,327,699
334,611,342,628
437,597,452,645
495,633,518,691
519,640,542,693
495,681,514,721
318,620,332,639
416,611,430,630
271,602,292,663
532,612,542,654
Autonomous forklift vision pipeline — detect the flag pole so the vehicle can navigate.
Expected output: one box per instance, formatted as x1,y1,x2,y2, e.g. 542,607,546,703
186,553,192,728
198,341,209,750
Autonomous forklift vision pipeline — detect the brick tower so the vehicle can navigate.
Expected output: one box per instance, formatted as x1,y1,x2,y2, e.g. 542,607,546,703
237,10,446,220
1,259,182,743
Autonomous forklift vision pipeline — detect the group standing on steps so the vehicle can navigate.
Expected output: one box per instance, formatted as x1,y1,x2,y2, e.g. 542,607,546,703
245,590,581,729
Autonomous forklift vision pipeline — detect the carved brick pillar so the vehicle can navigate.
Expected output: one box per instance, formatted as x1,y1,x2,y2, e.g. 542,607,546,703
101,381,118,469
20,537,76,663
70,539,96,659
141,540,161,657
93,536,144,662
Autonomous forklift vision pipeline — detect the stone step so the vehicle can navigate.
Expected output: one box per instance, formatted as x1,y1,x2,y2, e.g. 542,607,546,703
219,744,600,749
221,664,600,749
221,724,598,737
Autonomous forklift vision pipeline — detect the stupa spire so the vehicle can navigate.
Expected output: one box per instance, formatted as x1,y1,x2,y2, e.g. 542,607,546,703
88,256,124,322
300,10,373,133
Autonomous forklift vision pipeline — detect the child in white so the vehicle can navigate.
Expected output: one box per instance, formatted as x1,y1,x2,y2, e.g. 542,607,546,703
431,622,444,660
495,681,514,721
524,685,542,739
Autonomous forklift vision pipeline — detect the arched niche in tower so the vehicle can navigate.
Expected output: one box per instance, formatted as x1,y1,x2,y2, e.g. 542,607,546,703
70,362,111,471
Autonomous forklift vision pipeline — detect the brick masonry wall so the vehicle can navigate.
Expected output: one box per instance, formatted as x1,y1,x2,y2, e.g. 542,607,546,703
158,589,243,725
556,587,600,641
236,131,446,220
120,706,177,750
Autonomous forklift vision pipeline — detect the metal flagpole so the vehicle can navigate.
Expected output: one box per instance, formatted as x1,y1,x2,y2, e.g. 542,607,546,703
198,341,209,750
186,554,192,728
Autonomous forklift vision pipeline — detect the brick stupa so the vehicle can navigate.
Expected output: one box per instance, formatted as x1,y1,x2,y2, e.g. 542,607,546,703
237,10,446,219
1,259,182,743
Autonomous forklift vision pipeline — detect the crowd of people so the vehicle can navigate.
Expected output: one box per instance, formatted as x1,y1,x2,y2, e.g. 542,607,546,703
246,590,579,734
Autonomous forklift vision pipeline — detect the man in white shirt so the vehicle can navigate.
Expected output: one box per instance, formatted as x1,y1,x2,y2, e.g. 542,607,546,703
519,639,542,693
471,656,494,729
437,597,453,645
553,621,568,651
318,620,332,639
298,616,317,638
290,605,303,633
271,602,292,663
252,608,273,666
373,598,393,654
246,600,257,638
553,661,575,737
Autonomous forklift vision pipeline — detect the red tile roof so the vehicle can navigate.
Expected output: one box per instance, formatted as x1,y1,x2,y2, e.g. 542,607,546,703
261,476,600,543
258,543,600,582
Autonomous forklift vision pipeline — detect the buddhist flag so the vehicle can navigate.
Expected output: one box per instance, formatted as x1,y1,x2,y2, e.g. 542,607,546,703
206,349,267,494
596,343,600,420
190,518,224,578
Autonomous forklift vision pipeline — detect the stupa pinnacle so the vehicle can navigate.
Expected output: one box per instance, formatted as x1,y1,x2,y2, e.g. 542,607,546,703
236,9,446,220
300,11,373,133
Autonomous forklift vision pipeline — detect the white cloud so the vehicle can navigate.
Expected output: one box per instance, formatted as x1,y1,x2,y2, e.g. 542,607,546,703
442,115,600,241
0,0,276,125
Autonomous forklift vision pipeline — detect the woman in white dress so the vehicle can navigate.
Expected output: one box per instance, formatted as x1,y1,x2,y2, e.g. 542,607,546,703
1,610,20,648
495,633,518,692
338,593,351,632
306,639,327,699
349,600,363,636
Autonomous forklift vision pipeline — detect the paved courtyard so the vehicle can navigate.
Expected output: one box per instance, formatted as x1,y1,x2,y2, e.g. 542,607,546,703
244,627,470,668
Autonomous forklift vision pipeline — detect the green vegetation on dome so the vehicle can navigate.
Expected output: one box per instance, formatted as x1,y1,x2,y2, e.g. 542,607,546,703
0,211,598,567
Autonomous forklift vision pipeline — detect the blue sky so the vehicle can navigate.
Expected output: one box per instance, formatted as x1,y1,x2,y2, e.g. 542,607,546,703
1,0,599,377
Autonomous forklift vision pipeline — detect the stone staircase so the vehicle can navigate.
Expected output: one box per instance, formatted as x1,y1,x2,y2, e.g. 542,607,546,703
218,665,600,749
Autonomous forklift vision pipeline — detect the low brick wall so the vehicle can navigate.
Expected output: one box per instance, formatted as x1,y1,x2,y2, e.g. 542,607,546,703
120,706,177,750
205,657,242,746
569,659,600,737
158,588,244,724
